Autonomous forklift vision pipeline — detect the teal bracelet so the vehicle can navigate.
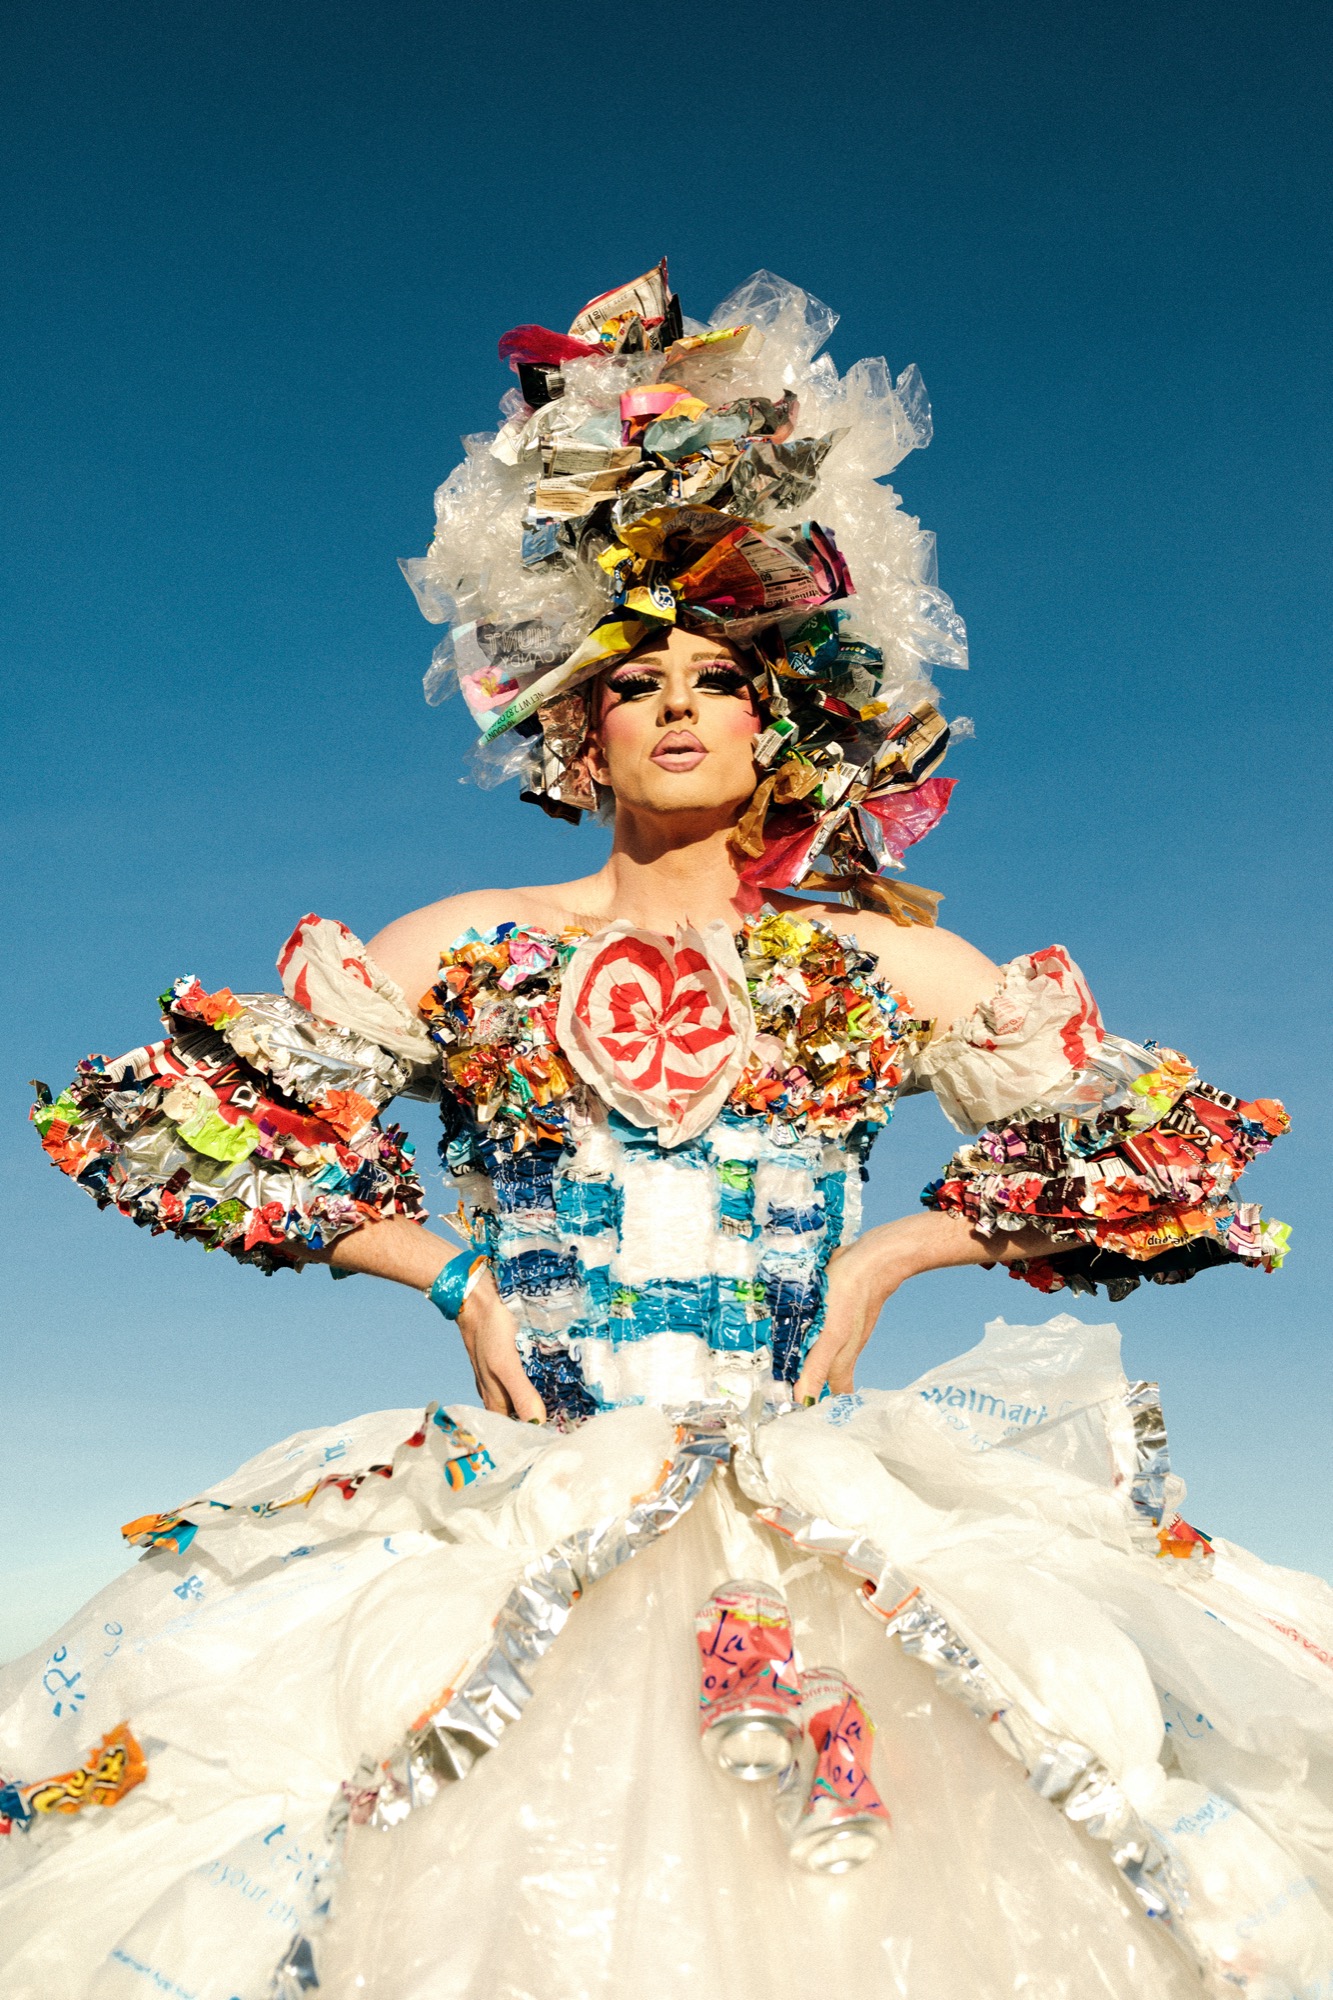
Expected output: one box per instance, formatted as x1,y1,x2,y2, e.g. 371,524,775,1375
428,1248,487,1321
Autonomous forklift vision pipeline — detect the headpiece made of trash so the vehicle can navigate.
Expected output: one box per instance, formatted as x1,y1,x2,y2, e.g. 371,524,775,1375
401,258,969,917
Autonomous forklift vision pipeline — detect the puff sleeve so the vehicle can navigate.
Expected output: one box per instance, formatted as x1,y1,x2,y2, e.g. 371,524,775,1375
912,946,1290,1300
31,915,438,1272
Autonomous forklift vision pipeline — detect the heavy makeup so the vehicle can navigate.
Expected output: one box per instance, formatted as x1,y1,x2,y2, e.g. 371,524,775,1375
584,625,762,821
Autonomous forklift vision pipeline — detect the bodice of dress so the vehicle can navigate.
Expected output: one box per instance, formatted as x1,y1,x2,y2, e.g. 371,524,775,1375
418,912,927,1417
33,907,1290,1428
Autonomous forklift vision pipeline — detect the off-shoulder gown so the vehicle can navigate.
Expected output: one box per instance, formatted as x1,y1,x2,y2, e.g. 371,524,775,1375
6,910,1326,2000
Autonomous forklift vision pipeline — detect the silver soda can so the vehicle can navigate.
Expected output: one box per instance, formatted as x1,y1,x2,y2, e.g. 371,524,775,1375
695,1579,802,1782
780,1667,889,1873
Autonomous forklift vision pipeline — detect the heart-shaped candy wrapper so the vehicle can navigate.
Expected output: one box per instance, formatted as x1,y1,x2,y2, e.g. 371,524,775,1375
556,921,754,1147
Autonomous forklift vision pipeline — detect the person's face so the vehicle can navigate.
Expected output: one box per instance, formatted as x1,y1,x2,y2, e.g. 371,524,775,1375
585,625,761,819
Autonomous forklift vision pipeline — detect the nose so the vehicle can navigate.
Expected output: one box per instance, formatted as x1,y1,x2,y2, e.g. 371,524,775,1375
657,663,698,723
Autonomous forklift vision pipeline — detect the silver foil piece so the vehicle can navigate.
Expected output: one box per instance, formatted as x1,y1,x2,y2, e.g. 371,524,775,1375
369,1420,730,1827
265,1417,730,1993
266,1815,342,1999
1124,1378,1211,1569
1125,1378,1171,1530
212,991,437,1106
270,1937,320,1997
752,1499,1207,1983
729,432,844,519
367,1400,789,1835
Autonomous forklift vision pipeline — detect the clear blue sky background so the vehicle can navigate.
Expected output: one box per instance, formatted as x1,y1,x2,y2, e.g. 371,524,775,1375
2,0,1329,1659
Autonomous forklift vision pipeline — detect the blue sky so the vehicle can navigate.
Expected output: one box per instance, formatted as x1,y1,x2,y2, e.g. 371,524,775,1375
2,0,1329,1658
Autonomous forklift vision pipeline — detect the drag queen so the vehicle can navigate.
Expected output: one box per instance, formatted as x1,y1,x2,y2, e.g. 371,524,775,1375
5,264,1330,2000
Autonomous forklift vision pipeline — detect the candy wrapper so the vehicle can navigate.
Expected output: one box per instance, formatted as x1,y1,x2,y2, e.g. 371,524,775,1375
421,910,924,1180
400,260,968,913
0,1723,147,1833
695,1580,803,1781
914,946,1291,1298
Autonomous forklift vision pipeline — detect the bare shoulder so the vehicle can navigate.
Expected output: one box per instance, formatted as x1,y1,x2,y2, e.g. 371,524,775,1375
367,865,616,1008
871,921,1001,1025
366,889,541,1008
796,901,1001,1027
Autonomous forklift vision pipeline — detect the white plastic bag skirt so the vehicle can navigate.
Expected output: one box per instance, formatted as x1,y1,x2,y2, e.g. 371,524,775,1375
3,1314,1333,2000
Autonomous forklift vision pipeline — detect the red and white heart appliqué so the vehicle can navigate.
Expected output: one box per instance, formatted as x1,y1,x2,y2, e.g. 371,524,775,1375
556,921,754,1147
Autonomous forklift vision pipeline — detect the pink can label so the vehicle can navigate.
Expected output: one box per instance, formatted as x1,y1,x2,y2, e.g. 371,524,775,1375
801,1670,890,1824
696,1580,800,1726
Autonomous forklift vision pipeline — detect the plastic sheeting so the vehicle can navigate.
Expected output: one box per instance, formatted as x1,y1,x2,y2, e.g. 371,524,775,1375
3,1314,1333,1999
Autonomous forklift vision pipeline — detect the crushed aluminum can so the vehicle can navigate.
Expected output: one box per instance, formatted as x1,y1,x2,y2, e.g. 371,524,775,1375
778,1667,889,1873
695,1579,802,1782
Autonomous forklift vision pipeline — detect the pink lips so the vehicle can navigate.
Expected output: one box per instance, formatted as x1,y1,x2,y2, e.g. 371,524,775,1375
650,731,707,772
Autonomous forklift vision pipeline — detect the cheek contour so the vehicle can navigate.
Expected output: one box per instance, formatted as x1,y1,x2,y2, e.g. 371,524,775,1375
717,702,761,744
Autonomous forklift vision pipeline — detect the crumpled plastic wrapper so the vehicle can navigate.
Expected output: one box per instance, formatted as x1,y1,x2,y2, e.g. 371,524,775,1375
910,947,1290,1299
30,916,429,1272
421,908,926,1186
911,944,1131,1134
277,912,440,1079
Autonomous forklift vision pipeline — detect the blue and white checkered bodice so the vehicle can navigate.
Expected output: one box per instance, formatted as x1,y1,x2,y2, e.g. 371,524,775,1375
424,916,921,1420
468,1107,870,1417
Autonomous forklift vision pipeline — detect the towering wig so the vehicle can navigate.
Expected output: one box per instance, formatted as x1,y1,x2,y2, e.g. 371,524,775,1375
402,261,969,921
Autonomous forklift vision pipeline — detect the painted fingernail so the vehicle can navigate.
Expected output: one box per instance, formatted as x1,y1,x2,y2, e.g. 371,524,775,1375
527,1417,542,1425
803,1395,816,1407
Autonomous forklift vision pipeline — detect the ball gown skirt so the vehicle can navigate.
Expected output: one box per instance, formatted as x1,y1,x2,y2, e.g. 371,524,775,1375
4,1312,1333,2000
12,912,1310,1994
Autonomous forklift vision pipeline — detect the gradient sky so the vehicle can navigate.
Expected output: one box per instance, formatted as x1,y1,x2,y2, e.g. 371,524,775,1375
3,0,1329,1660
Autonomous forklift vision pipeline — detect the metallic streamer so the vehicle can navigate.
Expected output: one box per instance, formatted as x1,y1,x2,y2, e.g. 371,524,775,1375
267,1414,730,1994
751,1497,1205,1981
1125,1379,1172,1530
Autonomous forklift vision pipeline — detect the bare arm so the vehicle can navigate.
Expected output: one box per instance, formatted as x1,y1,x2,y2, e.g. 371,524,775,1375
792,1211,1054,1403
319,1216,546,1422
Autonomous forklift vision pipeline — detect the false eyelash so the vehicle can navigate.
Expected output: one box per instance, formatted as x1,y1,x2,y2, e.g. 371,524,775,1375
606,665,751,702
606,673,661,701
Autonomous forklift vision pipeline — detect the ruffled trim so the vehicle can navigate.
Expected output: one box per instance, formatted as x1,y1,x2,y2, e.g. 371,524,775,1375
922,1053,1290,1299
31,927,429,1271
910,946,1132,1135
120,1405,495,1562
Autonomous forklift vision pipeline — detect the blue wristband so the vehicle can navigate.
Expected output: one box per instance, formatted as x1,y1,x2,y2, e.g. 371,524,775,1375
428,1248,486,1321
